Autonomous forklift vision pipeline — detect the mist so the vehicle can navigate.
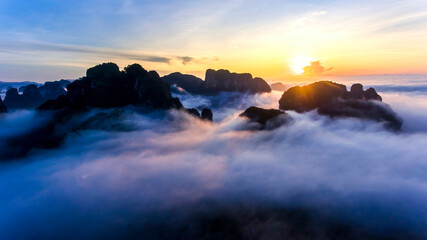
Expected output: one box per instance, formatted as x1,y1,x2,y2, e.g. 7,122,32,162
1,87,427,239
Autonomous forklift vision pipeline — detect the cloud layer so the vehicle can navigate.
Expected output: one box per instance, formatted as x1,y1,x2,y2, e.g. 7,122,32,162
0,89,427,238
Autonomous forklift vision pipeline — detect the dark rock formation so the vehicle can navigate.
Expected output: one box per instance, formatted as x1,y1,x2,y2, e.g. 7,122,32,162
186,108,201,118
39,63,182,111
185,108,214,121
1,63,185,160
349,83,382,101
201,108,213,121
363,87,382,101
0,96,7,113
3,88,21,108
162,69,271,95
23,84,44,107
162,72,205,94
4,84,44,109
279,81,401,130
240,106,292,130
270,82,288,91
4,81,69,109
279,81,347,113
59,79,72,88
205,69,271,94
39,81,67,100
349,83,364,99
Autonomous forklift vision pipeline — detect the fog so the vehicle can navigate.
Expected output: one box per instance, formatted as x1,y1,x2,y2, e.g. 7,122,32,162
1,87,427,239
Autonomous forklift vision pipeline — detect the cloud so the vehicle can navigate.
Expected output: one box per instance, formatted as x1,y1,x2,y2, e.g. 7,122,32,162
1,90,427,238
177,56,194,65
177,56,219,65
0,40,172,64
302,60,333,76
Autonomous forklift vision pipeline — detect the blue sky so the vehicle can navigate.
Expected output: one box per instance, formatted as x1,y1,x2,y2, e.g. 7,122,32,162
1,0,427,82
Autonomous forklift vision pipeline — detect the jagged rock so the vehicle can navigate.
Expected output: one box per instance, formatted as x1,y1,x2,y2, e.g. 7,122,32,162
240,106,292,130
59,79,72,88
186,108,201,118
349,84,382,101
4,88,21,108
349,83,364,99
205,69,271,94
2,63,184,160
0,96,7,113
279,81,401,130
162,72,205,94
4,84,44,109
39,63,183,111
23,84,44,106
162,69,271,95
201,108,213,121
363,87,382,101
39,81,67,100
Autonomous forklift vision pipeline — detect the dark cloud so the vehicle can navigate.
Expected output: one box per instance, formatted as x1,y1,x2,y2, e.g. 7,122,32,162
302,60,333,76
177,56,194,65
176,56,219,65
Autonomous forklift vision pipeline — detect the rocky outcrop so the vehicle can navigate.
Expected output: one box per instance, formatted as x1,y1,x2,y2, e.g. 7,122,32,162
4,88,21,108
39,81,67,100
185,108,213,121
240,106,292,130
186,108,201,118
162,69,271,95
0,96,7,113
279,81,402,130
279,81,347,113
39,63,182,111
4,80,69,110
201,108,213,121
205,69,271,94
162,72,206,94
4,84,44,109
2,63,185,160
58,79,72,88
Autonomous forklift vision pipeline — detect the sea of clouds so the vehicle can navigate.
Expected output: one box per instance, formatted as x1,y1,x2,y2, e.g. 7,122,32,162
1,80,427,239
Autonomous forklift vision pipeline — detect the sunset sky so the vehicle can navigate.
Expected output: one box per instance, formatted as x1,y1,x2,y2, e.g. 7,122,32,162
0,0,426,82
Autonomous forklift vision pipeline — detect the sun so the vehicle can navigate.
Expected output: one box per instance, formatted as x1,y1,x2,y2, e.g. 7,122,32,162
291,56,313,74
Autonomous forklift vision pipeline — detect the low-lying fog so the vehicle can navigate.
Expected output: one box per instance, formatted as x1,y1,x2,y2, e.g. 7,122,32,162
1,79,427,239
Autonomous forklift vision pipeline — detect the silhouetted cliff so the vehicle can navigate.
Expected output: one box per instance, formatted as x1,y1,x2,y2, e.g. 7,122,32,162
39,81,67,100
240,106,292,130
39,63,182,111
4,84,44,109
162,69,271,95
0,96,7,113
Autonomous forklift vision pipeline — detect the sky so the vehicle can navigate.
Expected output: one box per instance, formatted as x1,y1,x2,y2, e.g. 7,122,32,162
0,0,427,82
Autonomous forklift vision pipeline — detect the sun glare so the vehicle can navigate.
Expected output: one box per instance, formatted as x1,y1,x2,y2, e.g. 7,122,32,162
291,56,313,74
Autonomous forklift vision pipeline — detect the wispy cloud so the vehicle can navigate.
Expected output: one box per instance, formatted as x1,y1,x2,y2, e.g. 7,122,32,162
0,40,172,64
